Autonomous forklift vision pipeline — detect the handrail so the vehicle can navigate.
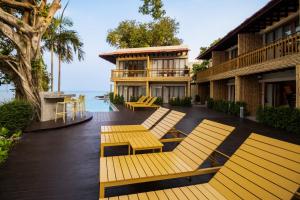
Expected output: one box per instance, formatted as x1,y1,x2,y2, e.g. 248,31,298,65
111,68,190,78
197,33,300,80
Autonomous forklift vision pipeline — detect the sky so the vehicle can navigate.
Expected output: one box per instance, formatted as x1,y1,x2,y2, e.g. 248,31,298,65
44,0,270,92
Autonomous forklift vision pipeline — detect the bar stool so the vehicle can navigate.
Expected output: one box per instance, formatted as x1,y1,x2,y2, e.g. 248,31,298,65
55,96,76,123
77,95,86,118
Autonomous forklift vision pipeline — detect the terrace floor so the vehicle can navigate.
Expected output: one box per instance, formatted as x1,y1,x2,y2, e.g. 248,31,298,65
0,105,299,200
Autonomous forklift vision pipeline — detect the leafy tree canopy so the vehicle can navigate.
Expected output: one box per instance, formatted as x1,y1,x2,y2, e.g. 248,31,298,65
192,60,209,74
139,0,166,20
107,17,181,48
106,0,182,48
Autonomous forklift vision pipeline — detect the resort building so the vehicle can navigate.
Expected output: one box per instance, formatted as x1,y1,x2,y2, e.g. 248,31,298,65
196,0,300,116
100,45,191,103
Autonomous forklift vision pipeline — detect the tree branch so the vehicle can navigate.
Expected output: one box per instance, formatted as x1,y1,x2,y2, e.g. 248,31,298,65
36,0,61,33
0,0,35,10
0,8,35,34
0,21,23,50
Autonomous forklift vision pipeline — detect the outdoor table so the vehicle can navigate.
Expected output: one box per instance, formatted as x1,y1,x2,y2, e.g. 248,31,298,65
128,134,163,155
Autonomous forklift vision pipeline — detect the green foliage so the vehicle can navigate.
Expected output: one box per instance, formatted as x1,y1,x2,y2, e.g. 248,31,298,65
0,100,34,136
169,97,192,107
256,106,300,134
31,58,50,91
155,97,163,105
0,130,22,164
139,0,166,20
107,17,181,48
207,98,247,116
195,95,201,102
109,93,125,105
0,127,10,138
109,92,114,102
192,61,209,74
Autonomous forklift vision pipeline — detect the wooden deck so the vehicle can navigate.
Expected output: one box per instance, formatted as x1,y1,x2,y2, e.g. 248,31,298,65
0,106,299,200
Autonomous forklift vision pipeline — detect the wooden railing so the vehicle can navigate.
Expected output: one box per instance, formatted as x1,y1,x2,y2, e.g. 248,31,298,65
111,69,190,79
197,33,300,80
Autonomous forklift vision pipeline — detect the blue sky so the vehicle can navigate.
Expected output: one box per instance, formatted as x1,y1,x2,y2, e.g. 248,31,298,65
45,0,269,92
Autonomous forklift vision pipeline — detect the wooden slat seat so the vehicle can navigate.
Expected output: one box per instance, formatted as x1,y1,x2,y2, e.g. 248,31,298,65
100,110,186,157
99,119,235,198
100,107,169,134
100,133,300,200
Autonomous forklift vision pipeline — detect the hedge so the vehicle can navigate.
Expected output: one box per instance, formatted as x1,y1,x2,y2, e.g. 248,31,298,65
256,106,300,134
169,97,192,107
207,98,247,116
0,100,34,136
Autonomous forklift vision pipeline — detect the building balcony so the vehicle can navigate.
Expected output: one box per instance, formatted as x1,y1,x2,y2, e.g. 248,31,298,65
197,33,300,82
111,69,191,82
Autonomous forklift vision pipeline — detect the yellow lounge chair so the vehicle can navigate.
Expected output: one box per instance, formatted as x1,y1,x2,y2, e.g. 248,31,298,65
99,120,235,198
100,110,186,157
125,96,147,108
131,97,159,111
100,133,300,200
101,107,169,134
127,96,154,110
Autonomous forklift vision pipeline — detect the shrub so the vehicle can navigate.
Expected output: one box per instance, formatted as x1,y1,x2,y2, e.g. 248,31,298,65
0,138,12,164
207,98,247,116
195,95,201,103
155,97,163,105
108,93,125,105
0,100,34,136
169,97,192,107
256,106,300,134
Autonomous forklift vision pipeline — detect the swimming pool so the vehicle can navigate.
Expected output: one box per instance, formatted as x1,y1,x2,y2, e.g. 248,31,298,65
0,88,117,112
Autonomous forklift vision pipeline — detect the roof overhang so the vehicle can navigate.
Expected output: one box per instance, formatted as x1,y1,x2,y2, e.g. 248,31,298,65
197,0,299,60
99,45,190,64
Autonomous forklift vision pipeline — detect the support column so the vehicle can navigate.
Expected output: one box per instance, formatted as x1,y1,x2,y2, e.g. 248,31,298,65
187,81,191,97
261,82,265,108
146,81,150,97
235,76,241,102
296,65,300,108
210,81,214,99
113,82,118,97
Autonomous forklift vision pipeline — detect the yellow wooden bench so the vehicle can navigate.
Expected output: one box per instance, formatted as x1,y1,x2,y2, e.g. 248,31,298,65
99,133,300,199
101,107,169,134
125,96,147,108
130,97,159,111
99,119,235,198
100,110,186,157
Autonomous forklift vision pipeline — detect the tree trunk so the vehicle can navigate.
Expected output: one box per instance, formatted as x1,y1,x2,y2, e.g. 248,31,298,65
51,45,54,92
58,52,61,92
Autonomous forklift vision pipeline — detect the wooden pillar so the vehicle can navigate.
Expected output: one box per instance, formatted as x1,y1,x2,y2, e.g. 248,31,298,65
113,82,118,97
146,81,150,97
210,81,214,98
261,82,265,107
235,76,241,102
296,65,300,108
186,81,191,97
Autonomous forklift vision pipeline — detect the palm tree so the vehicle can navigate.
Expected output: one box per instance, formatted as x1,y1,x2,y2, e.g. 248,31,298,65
43,10,85,92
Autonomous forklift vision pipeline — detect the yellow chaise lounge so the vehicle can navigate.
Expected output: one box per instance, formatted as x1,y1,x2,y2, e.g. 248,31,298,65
127,96,154,110
99,119,236,198
130,97,159,111
125,96,147,108
100,133,300,200
100,110,186,157
101,107,169,134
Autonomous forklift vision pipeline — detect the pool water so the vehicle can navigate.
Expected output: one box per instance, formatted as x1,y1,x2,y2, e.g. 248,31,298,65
0,87,116,112
69,91,116,112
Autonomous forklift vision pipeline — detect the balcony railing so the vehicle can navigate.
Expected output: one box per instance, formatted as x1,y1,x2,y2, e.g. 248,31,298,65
197,33,300,80
111,69,190,79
